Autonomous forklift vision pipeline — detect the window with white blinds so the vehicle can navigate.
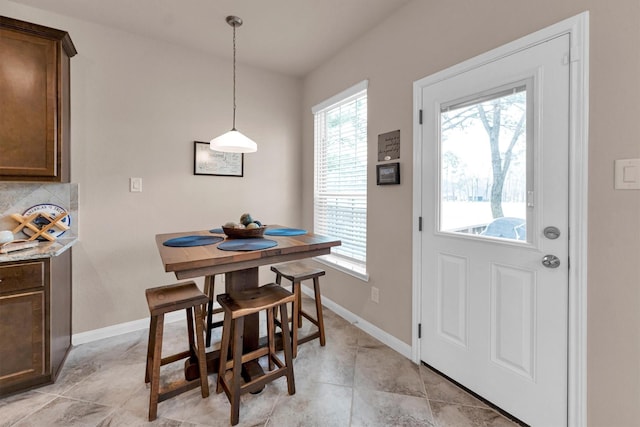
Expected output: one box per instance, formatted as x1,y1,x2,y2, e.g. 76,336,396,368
312,80,368,279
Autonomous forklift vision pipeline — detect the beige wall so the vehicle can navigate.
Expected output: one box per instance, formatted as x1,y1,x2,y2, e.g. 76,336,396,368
302,1,640,426
0,1,303,332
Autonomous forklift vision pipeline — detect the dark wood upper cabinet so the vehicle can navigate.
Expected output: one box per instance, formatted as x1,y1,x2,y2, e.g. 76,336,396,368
0,16,77,182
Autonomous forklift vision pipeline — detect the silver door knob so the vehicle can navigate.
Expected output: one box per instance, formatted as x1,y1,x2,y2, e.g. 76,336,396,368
542,255,561,268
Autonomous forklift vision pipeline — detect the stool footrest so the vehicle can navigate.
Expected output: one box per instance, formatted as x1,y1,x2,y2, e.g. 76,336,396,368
301,310,319,326
297,331,321,345
270,355,285,370
160,350,192,366
243,367,290,394
157,379,203,403
210,320,224,329
275,309,318,326
220,362,290,398
220,347,270,371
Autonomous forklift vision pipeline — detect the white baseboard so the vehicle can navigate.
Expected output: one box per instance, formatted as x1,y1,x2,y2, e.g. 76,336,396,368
300,285,413,361
72,311,185,346
73,288,413,364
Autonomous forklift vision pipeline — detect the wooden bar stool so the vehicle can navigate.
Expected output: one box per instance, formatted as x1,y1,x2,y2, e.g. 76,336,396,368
145,281,209,421
203,275,223,347
271,262,326,357
216,283,296,426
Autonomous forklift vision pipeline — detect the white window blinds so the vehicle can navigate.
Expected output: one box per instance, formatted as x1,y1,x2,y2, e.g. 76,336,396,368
313,81,368,275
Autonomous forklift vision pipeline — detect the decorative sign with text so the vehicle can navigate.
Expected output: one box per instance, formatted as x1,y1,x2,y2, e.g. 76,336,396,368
378,130,400,161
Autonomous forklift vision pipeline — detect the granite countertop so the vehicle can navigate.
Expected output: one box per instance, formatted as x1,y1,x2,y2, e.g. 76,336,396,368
0,237,77,263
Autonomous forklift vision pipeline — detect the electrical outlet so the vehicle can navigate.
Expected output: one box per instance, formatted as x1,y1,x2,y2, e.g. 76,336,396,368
371,286,379,304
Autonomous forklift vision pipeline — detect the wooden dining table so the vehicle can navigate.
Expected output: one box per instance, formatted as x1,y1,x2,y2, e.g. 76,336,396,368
155,225,341,382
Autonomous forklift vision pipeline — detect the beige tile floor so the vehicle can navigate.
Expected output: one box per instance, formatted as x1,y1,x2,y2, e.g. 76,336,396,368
1,295,520,426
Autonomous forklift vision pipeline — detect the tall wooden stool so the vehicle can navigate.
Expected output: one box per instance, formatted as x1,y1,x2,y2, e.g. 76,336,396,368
271,262,326,357
145,281,209,421
203,275,223,347
216,283,296,426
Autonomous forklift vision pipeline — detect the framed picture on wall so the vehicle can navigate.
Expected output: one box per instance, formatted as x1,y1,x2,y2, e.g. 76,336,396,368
193,141,244,177
376,162,400,185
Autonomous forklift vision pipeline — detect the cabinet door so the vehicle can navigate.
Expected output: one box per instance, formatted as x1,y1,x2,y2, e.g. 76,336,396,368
0,291,46,388
0,28,58,178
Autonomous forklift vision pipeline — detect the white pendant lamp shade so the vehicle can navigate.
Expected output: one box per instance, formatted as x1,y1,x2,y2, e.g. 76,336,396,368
210,15,257,153
210,129,257,153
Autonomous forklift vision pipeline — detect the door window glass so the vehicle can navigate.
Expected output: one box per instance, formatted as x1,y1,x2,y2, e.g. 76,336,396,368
439,84,530,242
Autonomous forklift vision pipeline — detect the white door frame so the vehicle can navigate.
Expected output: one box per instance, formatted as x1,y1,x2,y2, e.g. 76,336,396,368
411,12,589,427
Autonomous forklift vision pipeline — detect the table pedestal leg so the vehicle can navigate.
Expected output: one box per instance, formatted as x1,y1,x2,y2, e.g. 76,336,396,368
225,269,264,387
185,267,265,387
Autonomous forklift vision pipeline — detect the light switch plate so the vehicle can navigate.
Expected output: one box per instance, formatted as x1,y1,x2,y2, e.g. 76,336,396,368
130,177,143,192
371,286,379,303
614,159,640,190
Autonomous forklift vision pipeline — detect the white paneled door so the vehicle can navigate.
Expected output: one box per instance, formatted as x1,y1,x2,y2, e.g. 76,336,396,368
419,34,569,426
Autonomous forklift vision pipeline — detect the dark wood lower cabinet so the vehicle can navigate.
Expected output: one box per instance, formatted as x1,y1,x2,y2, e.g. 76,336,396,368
0,291,45,385
0,249,71,396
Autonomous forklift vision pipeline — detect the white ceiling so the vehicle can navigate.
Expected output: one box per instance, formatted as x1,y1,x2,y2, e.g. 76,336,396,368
10,0,412,76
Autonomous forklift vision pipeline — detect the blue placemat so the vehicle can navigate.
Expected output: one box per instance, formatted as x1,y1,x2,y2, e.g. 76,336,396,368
163,235,223,247
218,238,278,251
264,228,307,236
209,228,224,234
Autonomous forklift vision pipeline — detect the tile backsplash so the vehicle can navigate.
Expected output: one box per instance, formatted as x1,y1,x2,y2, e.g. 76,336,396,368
0,183,78,239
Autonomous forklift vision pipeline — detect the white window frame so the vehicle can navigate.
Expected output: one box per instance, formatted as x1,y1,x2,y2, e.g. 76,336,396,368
312,80,369,281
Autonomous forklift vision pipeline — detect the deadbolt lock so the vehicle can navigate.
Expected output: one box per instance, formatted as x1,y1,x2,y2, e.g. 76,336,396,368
543,226,561,240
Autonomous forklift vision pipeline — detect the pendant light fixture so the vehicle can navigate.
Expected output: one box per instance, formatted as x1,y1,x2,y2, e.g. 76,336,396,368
210,15,257,153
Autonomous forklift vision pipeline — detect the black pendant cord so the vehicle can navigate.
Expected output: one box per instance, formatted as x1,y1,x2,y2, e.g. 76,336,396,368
232,23,237,131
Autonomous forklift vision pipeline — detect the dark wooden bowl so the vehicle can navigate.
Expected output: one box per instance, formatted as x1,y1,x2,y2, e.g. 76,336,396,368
222,226,266,239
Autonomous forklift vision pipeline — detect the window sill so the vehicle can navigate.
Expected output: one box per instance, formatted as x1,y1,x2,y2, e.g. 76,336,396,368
314,255,369,282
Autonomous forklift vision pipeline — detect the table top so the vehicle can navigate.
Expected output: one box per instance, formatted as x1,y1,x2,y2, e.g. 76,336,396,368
155,226,341,280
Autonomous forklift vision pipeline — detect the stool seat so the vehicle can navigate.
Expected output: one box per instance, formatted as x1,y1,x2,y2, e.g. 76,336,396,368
270,263,326,282
145,281,210,421
218,284,296,318
271,262,327,357
146,282,209,314
217,283,296,425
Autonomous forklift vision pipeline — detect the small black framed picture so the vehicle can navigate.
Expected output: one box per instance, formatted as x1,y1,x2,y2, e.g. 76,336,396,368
376,162,400,185
193,141,244,177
